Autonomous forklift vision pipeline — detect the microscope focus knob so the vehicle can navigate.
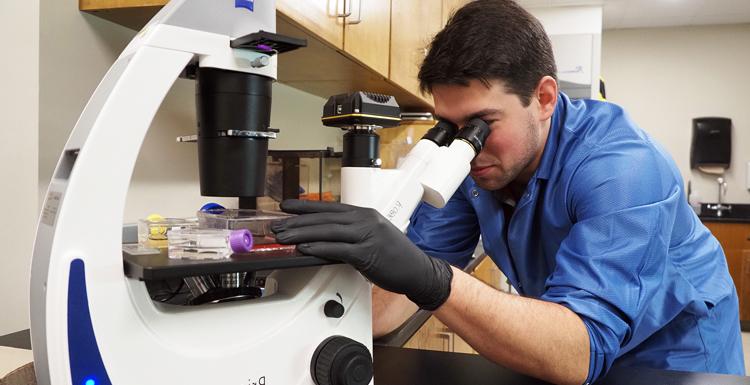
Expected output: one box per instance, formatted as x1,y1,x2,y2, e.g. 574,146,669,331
324,300,345,318
311,336,373,385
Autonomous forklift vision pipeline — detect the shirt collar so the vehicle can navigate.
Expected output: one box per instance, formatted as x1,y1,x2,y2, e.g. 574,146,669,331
532,92,567,181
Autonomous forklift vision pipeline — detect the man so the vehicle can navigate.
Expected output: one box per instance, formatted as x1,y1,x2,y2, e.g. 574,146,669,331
271,1,745,384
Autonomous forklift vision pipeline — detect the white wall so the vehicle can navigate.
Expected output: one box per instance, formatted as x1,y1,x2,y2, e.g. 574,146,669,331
39,1,342,224
530,6,603,99
602,24,750,204
0,1,39,335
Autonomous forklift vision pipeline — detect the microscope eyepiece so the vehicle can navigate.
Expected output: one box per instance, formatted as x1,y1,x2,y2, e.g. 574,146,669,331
422,119,459,147
455,118,490,154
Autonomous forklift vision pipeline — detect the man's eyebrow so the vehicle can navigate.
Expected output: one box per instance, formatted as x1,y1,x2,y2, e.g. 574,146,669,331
434,108,502,125
462,108,503,123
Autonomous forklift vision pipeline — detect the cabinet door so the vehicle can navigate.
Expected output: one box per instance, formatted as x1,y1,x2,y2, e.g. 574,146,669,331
276,0,345,49
390,0,442,105
704,222,750,322
742,251,750,321
442,0,472,26
344,0,392,77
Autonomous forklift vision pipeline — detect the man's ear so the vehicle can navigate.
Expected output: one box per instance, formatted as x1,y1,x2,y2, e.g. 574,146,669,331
535,76,558,120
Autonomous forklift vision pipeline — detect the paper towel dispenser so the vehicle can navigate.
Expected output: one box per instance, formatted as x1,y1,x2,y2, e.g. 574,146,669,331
690,117,731,173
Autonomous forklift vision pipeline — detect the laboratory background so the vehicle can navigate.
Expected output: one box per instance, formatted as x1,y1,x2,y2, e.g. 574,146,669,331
1,0,750,384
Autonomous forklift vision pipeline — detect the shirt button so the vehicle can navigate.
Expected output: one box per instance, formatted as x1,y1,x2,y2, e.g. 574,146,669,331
471,189,479,198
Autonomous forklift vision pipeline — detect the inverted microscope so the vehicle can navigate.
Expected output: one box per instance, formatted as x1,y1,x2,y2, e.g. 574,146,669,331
30,1,489,384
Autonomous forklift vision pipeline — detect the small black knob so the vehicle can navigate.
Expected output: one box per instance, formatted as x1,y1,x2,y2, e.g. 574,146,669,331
311,336,373,385
324,300,345,318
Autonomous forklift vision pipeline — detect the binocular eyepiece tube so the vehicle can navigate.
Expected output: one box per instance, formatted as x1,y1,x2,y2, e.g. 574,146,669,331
417,118,491,209
423,118,491,155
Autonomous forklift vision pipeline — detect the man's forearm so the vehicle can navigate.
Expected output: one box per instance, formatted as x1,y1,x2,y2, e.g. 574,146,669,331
434,267,590,385
372,285,419,338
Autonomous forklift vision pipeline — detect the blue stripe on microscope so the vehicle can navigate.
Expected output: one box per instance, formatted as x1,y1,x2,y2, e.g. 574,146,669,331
235,0,254,11
68,259,112,385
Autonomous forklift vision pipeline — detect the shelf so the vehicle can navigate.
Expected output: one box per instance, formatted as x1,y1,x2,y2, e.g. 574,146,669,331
79,1,433,110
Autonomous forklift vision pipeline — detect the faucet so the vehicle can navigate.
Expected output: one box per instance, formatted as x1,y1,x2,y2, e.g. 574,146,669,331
707,177,732,217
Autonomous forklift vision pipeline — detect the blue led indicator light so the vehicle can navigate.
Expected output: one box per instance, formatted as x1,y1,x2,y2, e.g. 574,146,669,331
235,0,254,11
84,378,96,385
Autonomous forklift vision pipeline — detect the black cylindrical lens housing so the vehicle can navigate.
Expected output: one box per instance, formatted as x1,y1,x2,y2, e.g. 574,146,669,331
456,118,490,154
422,119,458,146
197,68,272,135
196,68,273,197
198,137,268,197
343,130,380,168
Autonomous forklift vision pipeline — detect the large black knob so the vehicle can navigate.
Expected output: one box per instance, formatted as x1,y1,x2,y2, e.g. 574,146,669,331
311,336,373,385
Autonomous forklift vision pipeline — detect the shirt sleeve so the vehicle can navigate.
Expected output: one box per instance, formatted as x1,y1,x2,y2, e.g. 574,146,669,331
406,183,480,268
539,140,682,383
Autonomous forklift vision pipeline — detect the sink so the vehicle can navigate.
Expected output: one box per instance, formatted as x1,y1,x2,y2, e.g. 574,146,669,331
699,203,750,222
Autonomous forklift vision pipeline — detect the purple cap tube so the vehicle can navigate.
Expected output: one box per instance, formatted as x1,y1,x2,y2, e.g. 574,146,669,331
228,229,253,253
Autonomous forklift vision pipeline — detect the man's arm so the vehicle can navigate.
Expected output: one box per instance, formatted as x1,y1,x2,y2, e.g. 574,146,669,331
435,267,589,385
272,200,589,383
372,286,418,338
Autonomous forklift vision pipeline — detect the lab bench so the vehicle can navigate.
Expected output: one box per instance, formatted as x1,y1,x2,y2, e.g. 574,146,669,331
3,330,749,385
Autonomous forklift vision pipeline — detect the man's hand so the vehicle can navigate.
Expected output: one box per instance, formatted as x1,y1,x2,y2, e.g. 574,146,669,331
271,199,453,311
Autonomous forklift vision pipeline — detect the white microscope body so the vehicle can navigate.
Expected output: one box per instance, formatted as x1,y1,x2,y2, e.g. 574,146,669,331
31,1,372,385
30,1,487,384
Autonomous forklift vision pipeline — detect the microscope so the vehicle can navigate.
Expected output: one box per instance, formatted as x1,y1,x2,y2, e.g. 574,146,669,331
30,1,489,385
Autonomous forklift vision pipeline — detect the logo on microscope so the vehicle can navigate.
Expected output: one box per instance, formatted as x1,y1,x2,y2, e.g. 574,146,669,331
235,0,254,12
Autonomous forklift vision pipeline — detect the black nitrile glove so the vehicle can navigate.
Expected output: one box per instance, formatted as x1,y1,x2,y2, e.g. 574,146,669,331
271,199,454,311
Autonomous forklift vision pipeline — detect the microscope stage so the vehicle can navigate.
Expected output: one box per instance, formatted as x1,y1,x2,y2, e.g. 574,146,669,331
123,246,337,281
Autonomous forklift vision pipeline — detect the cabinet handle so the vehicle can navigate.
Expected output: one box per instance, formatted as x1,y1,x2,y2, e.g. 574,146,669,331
336,0,352,17
345,0,362,24
435,331,454,352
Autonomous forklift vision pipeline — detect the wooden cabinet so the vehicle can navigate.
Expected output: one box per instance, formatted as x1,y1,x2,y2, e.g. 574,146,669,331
79,0,432,110
389,0,442,104
344,0,392,77
442,0,472,26
279,0,393,74
276,0,345,49
742,250,750,323
703,221,750,322
79,0,168,30
78,0,474,109
378,119,435,169
388,0,472,105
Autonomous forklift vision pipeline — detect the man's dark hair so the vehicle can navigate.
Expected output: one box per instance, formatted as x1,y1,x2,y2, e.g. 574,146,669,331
418,0,557,106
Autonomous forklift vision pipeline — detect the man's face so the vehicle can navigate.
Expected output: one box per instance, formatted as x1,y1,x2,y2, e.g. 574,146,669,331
432,79,549,191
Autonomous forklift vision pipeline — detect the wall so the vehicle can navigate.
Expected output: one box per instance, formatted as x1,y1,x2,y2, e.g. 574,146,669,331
602,24,750,204
0,1,39,335
530,6,603,99
39,1,342,224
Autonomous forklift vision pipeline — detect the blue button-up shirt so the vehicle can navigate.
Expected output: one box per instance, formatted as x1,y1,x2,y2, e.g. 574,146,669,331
406,93,744,382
